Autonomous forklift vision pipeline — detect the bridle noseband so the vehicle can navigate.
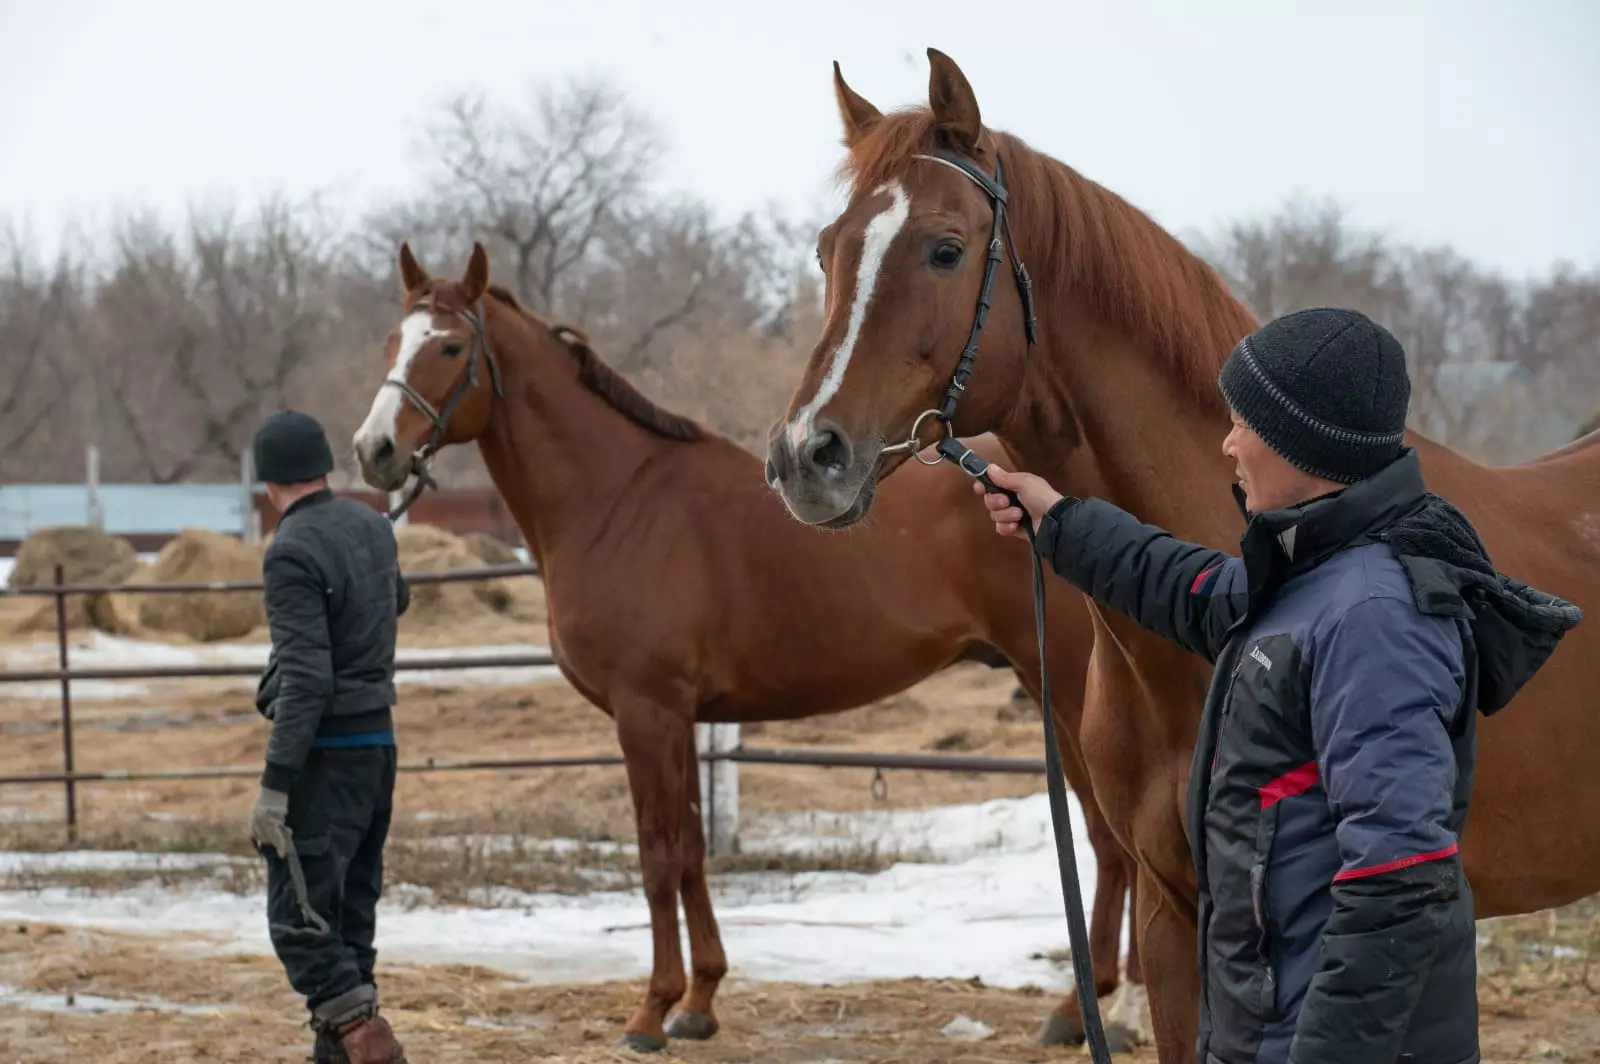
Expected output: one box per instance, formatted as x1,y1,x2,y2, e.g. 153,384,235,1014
383,298,505,522
878,149,1038,465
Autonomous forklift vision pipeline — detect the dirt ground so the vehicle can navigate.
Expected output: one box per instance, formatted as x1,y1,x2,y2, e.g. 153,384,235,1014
0,909,1596,1063
2,621,1599,1061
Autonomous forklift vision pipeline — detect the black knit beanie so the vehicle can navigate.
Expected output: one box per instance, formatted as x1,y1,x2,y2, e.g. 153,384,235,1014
1218,307,1410,484
252,410,334,485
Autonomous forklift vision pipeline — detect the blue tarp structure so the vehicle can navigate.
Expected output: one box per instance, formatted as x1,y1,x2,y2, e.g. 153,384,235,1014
0,484,250,542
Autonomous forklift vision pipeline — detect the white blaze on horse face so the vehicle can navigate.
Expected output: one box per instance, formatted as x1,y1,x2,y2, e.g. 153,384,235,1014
354,310,446,452
787,181,911,451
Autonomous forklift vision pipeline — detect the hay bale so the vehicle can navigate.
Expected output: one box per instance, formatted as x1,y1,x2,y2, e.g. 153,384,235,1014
7,526,140,591
396,523,543,629
7,526,140,635
129,528,266,642
463,532,521,567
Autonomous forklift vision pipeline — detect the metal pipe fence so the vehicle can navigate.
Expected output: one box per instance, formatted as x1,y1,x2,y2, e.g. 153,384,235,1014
1,562,1047,842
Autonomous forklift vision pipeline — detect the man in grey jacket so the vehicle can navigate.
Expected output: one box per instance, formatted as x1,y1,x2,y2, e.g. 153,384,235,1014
249,409,410,1064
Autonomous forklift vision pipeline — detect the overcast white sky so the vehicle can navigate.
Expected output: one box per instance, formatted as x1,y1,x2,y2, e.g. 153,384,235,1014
4,0,1597,278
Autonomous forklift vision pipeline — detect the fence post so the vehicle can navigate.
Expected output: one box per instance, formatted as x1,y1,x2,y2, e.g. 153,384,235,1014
54,564,77,841
696,722,740,857
241,450,260,544
389,488,410,529
85,445,103,530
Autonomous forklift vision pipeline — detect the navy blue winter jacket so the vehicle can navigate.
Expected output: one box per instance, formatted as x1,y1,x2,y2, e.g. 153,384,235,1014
1032,448,1581,1064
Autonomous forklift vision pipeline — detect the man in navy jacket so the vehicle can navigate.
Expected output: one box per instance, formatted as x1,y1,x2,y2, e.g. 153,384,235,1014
978,308,1581,1064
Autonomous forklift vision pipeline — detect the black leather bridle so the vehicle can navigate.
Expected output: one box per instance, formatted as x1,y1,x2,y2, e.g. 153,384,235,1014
878,149,1037,462
891,148,1112,1063
383,299,504,522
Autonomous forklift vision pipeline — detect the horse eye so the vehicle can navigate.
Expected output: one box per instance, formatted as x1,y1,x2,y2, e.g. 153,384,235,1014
441,344,463,358
930,242,964,270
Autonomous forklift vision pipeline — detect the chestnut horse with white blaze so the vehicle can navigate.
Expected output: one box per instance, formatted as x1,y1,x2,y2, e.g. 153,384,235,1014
766,48,1600,1064
351,243,1150,1052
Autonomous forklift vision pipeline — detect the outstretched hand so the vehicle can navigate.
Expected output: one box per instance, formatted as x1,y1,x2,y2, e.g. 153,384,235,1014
973,464,1064,540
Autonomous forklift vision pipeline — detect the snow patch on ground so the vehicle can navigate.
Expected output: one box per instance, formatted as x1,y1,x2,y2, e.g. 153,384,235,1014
0,793,1123,991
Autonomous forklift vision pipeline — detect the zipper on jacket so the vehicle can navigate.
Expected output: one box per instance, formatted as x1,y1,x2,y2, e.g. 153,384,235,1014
1211,656,1247,771
1249,862,1268,951
1250,860,1279,1020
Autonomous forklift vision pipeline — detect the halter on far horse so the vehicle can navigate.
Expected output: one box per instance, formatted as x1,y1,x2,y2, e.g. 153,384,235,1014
381,298,504,521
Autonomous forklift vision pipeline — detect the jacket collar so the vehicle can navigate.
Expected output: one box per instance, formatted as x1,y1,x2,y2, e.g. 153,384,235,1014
1234,448,1427,602
282,487,333,522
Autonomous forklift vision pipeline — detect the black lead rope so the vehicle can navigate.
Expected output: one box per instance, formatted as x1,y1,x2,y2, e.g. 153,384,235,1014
937,437,1110,1063
906,147,1112,1063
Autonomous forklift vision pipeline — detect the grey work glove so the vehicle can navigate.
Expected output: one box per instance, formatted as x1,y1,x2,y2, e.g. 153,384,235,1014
249,787,291,856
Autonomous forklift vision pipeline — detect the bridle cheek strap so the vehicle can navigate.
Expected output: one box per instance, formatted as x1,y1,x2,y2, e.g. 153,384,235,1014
880,150,1037,463
382,300,503,522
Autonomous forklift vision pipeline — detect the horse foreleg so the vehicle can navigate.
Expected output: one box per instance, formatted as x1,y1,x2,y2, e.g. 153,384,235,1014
615,699,691,1052
1137,864,1199,1064
1124,853,1145,987
1037,833,1129,1045
1037,717,1130,1048
666,727,726,1041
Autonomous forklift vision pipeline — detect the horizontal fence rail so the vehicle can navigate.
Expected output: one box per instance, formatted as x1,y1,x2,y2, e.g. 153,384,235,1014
0,652,556,685
705,747,1046,774
0,748,1045,787
0,563,542,598
1,561,1051,848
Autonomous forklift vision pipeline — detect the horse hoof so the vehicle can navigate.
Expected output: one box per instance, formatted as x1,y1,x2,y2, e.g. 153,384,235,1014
1105,1021,1140,1054
617,1032,668,1053
666,1011,719,1040
1035,1012,1086,1046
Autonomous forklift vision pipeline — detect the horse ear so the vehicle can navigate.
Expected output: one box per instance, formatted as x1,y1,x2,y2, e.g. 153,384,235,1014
833,61,882,147
398,242,428,296
926,48,982,151
461,241,490,304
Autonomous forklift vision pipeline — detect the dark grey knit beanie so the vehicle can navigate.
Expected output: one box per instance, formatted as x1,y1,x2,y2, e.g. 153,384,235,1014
252,410,334,485
1218,307,1410,484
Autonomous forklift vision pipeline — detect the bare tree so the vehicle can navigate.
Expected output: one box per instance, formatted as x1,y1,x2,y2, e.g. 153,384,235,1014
0,226,83,478
409,76,663,312
1196,196,1403,322
1197,197,1600,462
79,196,348,482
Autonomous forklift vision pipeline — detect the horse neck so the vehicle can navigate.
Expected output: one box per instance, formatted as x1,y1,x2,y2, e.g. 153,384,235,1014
997,156,1258,550
474,311,670,568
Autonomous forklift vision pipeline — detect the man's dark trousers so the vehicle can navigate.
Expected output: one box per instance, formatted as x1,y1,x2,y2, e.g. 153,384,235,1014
262,742,397,1014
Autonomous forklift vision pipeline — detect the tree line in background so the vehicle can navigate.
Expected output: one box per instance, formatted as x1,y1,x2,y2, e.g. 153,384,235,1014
3,75,1597,487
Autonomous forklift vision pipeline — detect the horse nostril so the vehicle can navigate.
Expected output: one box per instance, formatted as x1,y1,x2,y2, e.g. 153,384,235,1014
373,438,395,464
802,426,852,475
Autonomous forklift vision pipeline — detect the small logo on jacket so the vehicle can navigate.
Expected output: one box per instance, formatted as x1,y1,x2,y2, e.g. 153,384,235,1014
1249,645,1273,671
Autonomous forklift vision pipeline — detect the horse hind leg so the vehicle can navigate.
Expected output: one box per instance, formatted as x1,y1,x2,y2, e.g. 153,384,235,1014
665,731,726,1042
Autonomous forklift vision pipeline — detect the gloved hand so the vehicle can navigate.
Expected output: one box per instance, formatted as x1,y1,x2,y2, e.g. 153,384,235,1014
250,787,291,856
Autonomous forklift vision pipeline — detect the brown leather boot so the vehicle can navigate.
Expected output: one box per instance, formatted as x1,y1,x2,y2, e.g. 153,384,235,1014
333,1013,407,1064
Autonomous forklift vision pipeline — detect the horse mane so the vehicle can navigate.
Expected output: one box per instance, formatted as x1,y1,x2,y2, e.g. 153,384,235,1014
838,108,1260,408
485,284,706,443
